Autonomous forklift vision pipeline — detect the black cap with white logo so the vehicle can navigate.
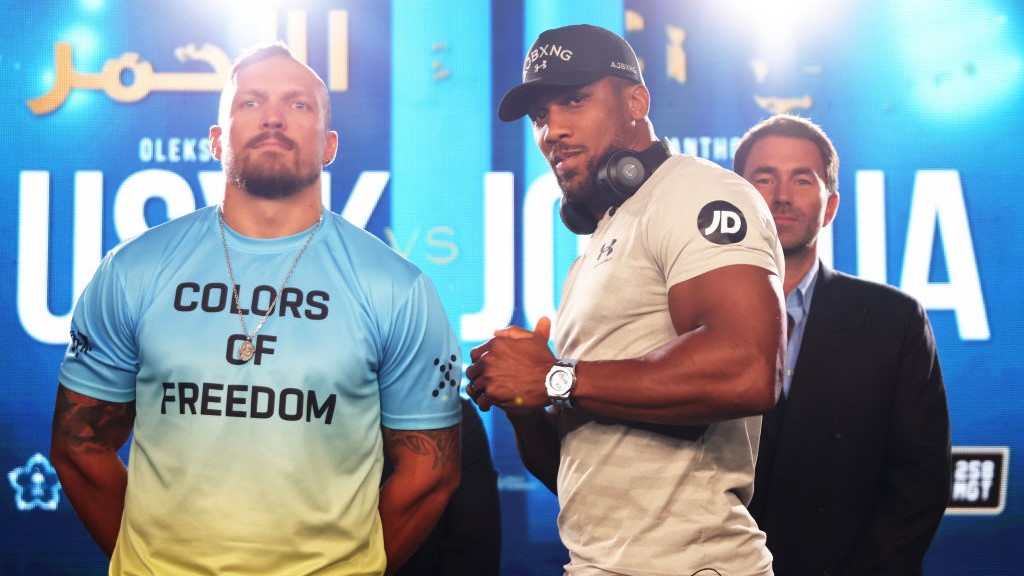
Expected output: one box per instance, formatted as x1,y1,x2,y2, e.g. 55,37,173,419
497,24,644,122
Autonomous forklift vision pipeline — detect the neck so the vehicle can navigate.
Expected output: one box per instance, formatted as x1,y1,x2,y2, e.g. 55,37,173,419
586,127,663,219
628,120,658,151
783,248,818,296
221,185,323,238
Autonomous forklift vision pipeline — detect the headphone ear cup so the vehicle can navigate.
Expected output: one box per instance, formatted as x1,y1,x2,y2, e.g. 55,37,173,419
559,196,598,235
597,150,648,203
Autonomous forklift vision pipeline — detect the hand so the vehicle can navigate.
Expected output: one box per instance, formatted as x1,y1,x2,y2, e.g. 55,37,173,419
466,317,554,413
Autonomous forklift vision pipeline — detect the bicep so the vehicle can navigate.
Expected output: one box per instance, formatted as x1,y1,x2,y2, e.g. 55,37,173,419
668,264,785,342
52,384,135,456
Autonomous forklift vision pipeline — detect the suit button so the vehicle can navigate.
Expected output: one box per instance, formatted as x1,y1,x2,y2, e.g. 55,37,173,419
815,504,826,513
832,431,842,440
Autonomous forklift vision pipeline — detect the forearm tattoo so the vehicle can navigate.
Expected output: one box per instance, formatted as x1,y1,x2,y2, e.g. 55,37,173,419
53,386,136,453
383,426,459,470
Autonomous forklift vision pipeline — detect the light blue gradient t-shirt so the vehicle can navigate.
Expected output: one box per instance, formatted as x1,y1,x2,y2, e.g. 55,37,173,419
59,205,462,575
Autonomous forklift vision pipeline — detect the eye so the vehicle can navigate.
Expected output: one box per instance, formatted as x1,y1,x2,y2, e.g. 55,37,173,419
563,93,586,107
529,110,548,124
293,101,309,110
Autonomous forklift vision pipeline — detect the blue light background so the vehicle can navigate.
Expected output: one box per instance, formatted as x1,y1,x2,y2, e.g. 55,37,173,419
1,0,1022,573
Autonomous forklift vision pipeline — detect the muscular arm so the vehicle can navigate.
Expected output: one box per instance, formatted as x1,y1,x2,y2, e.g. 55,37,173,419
49,383,135,557
470,264,785,427
577,264,784,424
379,425,460,576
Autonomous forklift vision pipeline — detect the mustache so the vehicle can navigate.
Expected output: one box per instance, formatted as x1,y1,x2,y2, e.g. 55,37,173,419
548,143,585,165
247,131,295,149
769,202,799,216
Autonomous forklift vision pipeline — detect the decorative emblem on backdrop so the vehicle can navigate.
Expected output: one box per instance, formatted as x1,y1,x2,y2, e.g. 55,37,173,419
7,453,62,511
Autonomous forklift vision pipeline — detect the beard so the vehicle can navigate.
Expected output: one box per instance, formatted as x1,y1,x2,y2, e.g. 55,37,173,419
555,145,621,211
223,135,321,200
227,161,321,200
771,209,822,258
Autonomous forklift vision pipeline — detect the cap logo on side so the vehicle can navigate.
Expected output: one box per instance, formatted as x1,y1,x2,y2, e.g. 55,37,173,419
610,60,639,76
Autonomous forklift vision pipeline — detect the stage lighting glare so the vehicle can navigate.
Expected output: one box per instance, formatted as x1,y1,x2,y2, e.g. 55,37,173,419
896,2,1022,120
220,0,289,8
725,0,829,67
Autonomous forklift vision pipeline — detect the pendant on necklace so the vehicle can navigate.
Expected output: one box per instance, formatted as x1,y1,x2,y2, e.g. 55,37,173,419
239,340,255,362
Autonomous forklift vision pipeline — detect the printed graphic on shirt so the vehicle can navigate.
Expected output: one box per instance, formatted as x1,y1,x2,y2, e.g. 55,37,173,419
596,239,616,266
698,200,747,245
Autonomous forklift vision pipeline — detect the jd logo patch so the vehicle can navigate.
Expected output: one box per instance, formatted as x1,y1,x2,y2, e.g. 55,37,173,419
697,201,747,244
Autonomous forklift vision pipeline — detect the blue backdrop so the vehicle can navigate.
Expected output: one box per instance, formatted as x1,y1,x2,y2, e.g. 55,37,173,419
2,0,1021,573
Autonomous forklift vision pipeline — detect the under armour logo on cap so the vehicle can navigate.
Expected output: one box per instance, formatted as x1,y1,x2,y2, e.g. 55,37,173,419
498,24,645,122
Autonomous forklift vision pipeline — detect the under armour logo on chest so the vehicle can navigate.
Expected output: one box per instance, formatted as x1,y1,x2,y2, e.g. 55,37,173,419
598,239,616,261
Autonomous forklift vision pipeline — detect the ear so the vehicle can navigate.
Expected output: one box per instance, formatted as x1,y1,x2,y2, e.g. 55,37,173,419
626,83,651,122
823,191,840,227
323,130,339,166
209,125,222,161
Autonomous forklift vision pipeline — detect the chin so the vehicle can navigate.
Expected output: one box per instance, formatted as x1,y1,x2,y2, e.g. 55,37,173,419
558,172,593,201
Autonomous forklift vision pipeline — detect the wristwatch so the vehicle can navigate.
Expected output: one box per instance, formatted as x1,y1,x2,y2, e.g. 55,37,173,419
545,359,578,409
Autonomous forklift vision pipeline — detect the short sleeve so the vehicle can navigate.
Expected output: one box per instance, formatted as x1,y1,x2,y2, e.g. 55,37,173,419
58,251,140,403
378,273,462,430
644,159,782,288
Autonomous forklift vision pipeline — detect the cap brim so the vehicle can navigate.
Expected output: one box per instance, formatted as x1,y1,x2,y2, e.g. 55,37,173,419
497,71,608,122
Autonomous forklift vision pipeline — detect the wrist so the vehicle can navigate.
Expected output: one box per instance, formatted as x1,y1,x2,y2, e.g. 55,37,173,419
545,359,578,409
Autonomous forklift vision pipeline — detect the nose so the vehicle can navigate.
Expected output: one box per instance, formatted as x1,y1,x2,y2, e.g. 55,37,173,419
543,108,571,144
261,105,284,130
771,181,793,205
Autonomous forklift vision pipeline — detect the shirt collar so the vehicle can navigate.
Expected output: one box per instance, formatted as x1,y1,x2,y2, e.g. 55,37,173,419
786,259,820,324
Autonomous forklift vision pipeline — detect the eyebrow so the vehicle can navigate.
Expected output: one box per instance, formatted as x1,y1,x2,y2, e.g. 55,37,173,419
748,165,819,178
235,88,317,101
281,88,316,101
748,166,778,178
528,84,590,112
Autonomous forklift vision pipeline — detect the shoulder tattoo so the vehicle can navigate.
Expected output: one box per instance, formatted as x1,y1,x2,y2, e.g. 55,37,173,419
382,425,460,470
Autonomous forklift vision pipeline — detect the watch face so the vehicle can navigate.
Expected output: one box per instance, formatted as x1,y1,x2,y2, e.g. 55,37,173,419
548,369,573,395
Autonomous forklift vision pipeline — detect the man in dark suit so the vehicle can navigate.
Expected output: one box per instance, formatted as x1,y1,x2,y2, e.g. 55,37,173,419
734,114,952,575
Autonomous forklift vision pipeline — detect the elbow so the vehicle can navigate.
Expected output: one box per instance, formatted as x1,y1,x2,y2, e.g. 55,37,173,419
734,357,781,416
442,467,461,498
749,338,784,414
427,462,461,506
48,438,71,479
751,377,780,414
426,467,461,517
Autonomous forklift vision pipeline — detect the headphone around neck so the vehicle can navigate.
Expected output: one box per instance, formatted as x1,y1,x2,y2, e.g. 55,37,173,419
560,137,673,235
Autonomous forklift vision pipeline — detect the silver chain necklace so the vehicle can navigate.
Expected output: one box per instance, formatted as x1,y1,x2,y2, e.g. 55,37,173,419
218,209,322,363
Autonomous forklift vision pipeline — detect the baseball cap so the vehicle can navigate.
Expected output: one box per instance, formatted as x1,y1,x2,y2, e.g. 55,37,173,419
497,24,644,122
